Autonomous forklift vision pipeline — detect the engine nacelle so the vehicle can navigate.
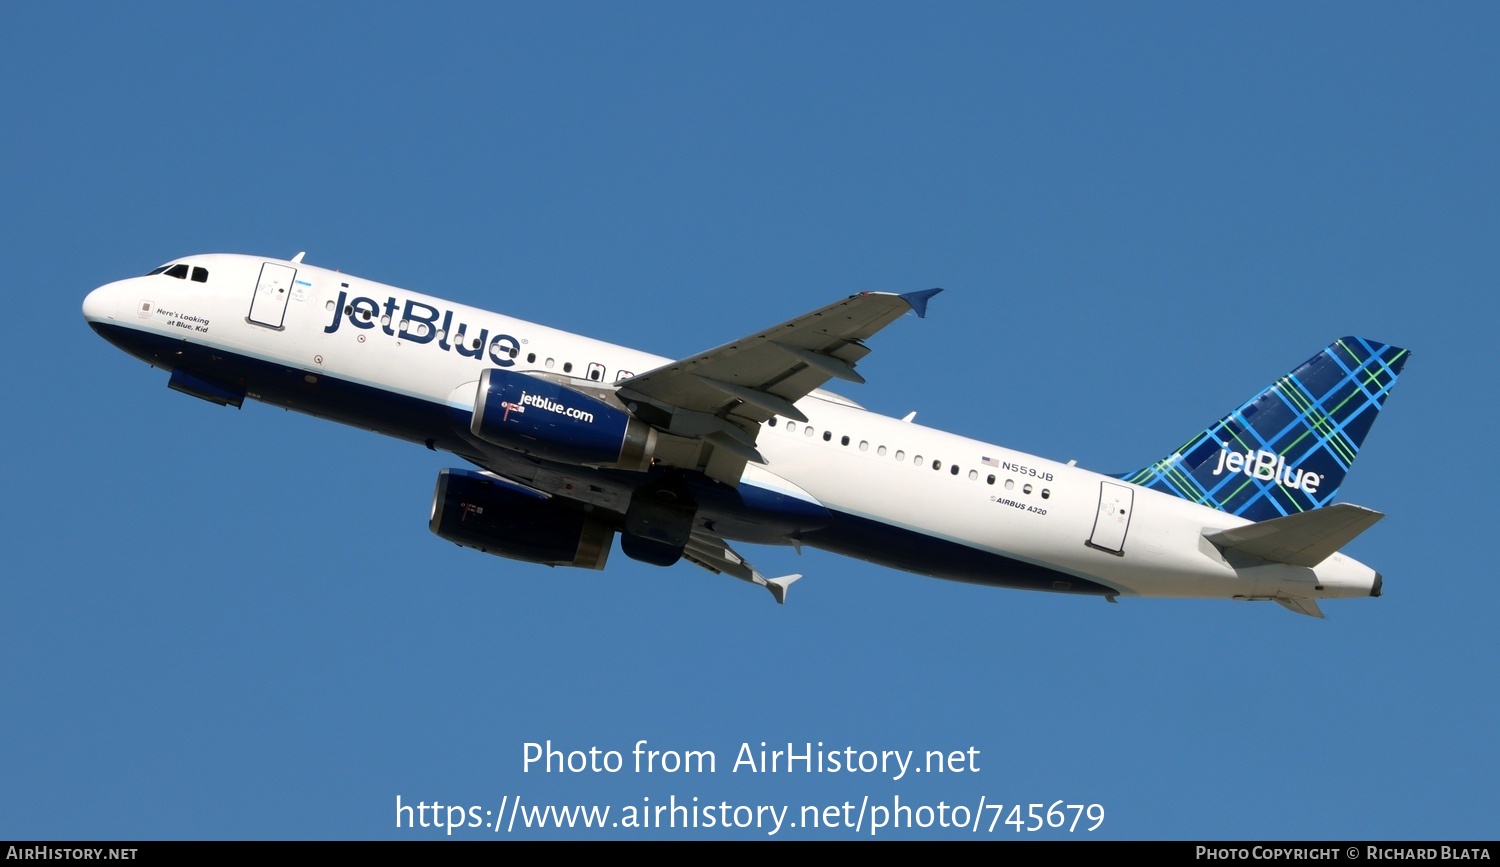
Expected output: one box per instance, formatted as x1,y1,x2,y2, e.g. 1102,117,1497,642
471,368,657,470
429,469,612,569
168,367,245,408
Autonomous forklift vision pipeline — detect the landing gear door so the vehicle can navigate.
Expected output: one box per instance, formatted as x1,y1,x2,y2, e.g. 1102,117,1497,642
1088,481,1134,555
248,262,296,329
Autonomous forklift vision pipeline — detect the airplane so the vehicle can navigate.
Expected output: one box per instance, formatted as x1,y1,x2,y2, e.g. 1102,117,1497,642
82,253,1409,618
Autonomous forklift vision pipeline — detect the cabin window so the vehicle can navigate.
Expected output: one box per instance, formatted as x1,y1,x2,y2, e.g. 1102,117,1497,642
190,266,208,283
968,469,978,480
381,315,391,327
805,427,814,437
949,465,959,475
545,358,555,369
878,446,887,456
1004,479,1015,490
785,422,797,433
840,435,849,446
563,362,573,373
527,353,536,363
859,441,868,452
325,300,334,312
1041,489,1050,499
987,475,995,485
768,418,778,428
914,454,923,465
895,450,904,460
822,431,832,442
932,460,942,471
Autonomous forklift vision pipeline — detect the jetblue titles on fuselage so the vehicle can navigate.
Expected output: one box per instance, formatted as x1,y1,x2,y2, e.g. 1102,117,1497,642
81,252,1408,616
324,288,522,367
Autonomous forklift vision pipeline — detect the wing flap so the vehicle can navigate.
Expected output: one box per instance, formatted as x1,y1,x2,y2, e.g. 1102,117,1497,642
618,290,935,419
617,289,939,483
683,532,803,604
1274,596,1326,619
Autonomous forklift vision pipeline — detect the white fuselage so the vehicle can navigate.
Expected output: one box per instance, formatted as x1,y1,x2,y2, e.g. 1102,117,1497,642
82,253,1382,606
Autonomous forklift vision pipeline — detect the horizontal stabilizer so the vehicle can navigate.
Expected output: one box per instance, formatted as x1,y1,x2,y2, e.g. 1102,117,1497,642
1275,596,1326,619
1204,503,1384,567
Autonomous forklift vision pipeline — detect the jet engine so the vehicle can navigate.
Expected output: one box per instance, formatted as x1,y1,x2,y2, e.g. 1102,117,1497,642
470,369,657,470
429,469,612,569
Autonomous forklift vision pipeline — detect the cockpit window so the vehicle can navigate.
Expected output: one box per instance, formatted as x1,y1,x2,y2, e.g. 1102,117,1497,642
164,264,190,279
191,266,208,283
147,265,170,276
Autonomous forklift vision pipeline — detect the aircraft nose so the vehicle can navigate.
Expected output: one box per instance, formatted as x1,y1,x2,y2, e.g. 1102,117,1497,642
82,281,123,323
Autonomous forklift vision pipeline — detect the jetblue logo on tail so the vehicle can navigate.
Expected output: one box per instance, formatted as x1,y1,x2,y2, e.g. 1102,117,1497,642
1120,337,1409,522
1210,447,1322,494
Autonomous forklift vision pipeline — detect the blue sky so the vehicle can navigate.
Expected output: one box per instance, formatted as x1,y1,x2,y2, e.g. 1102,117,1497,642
2,3,1495,840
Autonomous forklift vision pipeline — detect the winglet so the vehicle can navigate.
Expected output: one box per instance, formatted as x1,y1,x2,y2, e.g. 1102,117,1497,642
766,574,803,604
900,288,943,319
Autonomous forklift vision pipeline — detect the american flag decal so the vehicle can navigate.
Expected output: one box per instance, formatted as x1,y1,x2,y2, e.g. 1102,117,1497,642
982,456,999,467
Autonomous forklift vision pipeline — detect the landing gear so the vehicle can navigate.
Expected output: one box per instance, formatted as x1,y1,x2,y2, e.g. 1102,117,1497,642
620,472,697,567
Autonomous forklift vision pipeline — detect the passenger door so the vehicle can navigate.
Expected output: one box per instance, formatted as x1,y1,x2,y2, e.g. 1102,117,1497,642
248,262,296,329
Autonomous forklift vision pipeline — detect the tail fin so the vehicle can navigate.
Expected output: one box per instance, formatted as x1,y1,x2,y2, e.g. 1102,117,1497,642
1120,337,1409,522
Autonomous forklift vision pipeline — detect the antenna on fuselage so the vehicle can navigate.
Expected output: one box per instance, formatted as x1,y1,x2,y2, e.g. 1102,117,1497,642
291,251,306,263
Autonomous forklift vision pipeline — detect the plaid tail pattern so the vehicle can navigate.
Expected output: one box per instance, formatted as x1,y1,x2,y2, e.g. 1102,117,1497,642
1119,337,1409,523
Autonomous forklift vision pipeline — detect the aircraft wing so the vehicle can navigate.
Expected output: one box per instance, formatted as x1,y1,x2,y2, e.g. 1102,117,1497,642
683,531,802,604
616,288,940,483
